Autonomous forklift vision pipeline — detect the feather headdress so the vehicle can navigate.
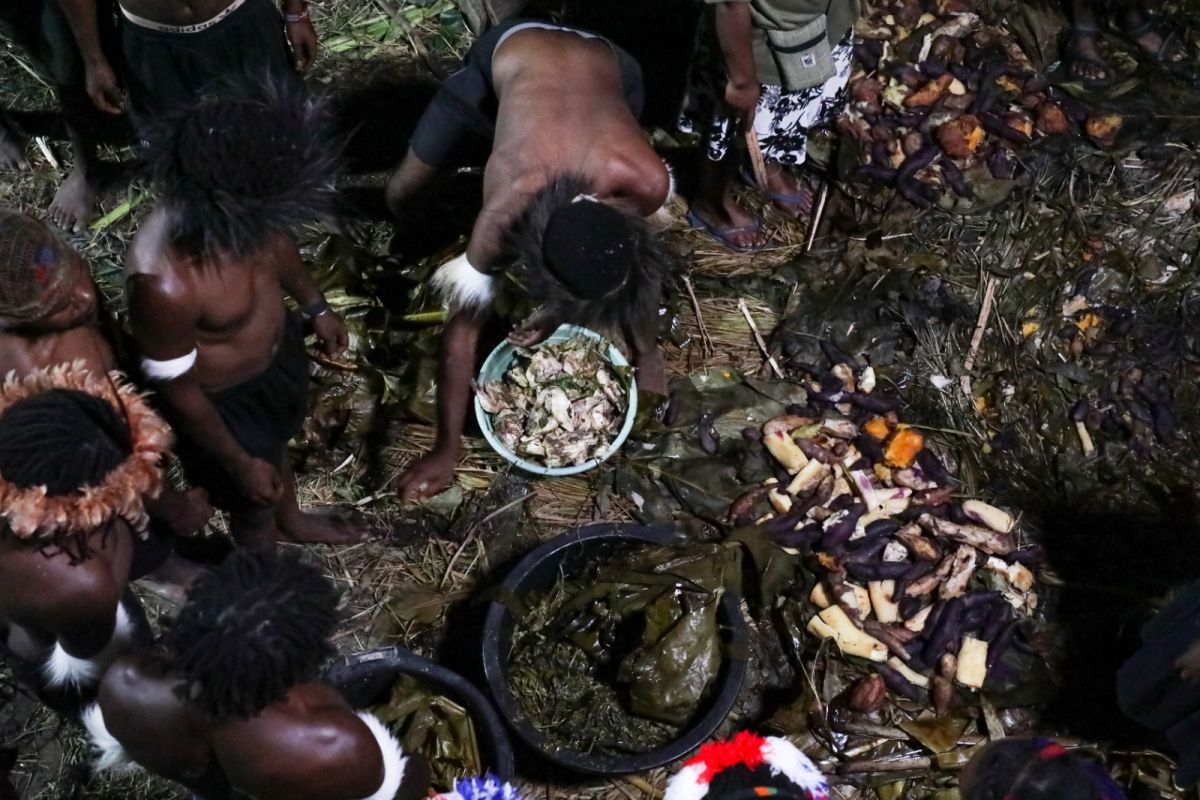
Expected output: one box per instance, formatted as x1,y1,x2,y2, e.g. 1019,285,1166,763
0,362,170,541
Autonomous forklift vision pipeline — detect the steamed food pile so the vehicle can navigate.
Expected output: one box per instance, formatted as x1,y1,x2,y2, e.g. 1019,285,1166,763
477,336,628,468
732,356,1039,714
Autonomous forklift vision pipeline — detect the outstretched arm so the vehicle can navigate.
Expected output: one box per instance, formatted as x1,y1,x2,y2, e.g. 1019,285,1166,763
56,0,123,114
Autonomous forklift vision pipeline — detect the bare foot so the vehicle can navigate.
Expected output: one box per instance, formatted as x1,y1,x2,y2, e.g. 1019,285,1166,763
137,553,209,604
1121,9,1189,66
278,510,369,545
0,121,28,171
1063,28,1114,85
49,166,98,233
764,169,814,219
150,487,214,538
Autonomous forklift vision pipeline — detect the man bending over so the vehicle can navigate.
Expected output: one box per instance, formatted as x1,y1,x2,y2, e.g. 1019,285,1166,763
0,367,170,693
387,18,676,501
85,550,420,800
126,76,363,549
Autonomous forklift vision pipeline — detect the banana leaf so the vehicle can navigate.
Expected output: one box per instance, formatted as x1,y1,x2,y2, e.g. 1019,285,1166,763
373,675,482,791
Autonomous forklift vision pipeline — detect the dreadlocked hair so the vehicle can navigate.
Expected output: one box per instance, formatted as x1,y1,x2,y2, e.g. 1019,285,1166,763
0,209,65,326
0,389,131,497
962,739,1124,800
505,175,674,354
140,71,341,262
165,549,339,719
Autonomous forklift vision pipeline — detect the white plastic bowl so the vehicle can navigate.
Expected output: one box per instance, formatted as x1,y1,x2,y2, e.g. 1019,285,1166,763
474,324,638,476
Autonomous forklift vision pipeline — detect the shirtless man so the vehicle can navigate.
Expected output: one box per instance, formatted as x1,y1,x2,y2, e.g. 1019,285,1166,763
127,77,363,550
0,0,125,230
85,550,418,800
0,367,171,694
0,209,212,591
0,209,116,378
386,18,675,501
68,0,318,120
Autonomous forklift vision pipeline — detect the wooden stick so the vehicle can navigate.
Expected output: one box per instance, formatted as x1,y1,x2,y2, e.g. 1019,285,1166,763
745,129,770,191
682,275,715,356
806,181,830,252
959,275,998,400
739,299,785,379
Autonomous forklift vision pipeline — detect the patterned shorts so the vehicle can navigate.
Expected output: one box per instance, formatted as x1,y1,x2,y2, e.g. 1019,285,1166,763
678,21,854,167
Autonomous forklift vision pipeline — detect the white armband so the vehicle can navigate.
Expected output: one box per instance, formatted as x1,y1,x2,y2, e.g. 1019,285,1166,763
141,348,197,381
355,712,408,800
430,253,495,311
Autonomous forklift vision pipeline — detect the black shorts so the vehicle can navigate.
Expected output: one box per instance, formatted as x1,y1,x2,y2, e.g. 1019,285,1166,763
172,314,310,512
120,0,299,120
408,17,646,167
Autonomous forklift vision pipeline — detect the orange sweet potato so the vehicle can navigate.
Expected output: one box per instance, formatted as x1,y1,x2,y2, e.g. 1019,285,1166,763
884,427,925,468
864,416,892,441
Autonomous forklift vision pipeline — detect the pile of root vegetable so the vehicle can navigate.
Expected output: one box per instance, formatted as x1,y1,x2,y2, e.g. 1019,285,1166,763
842,0,1122,206
729,351,1040,717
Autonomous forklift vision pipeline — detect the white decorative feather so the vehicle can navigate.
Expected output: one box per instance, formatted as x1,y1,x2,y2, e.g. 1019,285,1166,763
356,711,408,800
663,762,709,800
81,703,140,773
42,601,135,690
762,737,829,797
43,643,100,689
141,348,198,381
430,254,495,311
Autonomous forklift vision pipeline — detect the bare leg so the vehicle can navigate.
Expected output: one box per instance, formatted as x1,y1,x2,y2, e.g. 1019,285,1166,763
0,113,29,170
763,164,814,219
230,506,281,552
1061,0,1113,84
688,154,766,249
384,149,440,220
48,116,101,233
274,459,368,545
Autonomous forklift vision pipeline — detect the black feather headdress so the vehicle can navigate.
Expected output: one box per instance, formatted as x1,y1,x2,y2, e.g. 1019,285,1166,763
140,72,340,262
505,174,674,352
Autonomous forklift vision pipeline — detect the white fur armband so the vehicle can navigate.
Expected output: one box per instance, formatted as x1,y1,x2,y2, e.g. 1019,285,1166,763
43,602,134,690
430,254,495,311
141,349,197,381
82,703,141,773
356,712,408,800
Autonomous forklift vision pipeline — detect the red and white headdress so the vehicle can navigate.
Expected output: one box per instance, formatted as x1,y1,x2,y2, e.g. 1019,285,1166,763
665,732,830,800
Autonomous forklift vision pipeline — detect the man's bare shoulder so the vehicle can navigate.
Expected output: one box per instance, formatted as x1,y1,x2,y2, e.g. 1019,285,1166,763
126,208,177,279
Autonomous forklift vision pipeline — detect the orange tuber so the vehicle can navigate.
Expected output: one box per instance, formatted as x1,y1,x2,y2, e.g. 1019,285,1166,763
864,416,892,441
884,427,925,468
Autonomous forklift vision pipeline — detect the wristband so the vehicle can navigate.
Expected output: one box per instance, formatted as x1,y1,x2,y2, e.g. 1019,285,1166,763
284,6,308,22
301,298,330,320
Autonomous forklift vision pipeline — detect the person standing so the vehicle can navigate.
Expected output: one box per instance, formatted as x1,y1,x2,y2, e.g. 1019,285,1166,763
678,0,859,250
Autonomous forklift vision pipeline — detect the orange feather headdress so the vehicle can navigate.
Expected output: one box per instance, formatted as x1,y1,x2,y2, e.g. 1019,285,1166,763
0,362,172,541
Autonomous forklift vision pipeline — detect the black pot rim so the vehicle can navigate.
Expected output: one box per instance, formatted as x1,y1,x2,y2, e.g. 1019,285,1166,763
482,523,749,776
326,645,516,781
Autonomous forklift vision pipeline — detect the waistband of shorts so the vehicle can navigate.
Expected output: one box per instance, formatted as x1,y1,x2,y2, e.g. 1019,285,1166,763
119,0,249,34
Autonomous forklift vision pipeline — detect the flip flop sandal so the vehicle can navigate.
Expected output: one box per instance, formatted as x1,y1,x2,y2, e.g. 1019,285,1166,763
1060,27,1118,88
685,208,768,252
738,169,815,216
1118,19,1192,75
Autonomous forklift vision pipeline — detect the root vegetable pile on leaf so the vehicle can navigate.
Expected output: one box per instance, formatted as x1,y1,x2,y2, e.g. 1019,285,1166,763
477,336,628,468
730,391,1040,711
843,0,1092,206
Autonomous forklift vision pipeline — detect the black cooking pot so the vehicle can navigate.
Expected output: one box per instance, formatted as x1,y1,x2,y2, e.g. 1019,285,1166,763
481,523,748,776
